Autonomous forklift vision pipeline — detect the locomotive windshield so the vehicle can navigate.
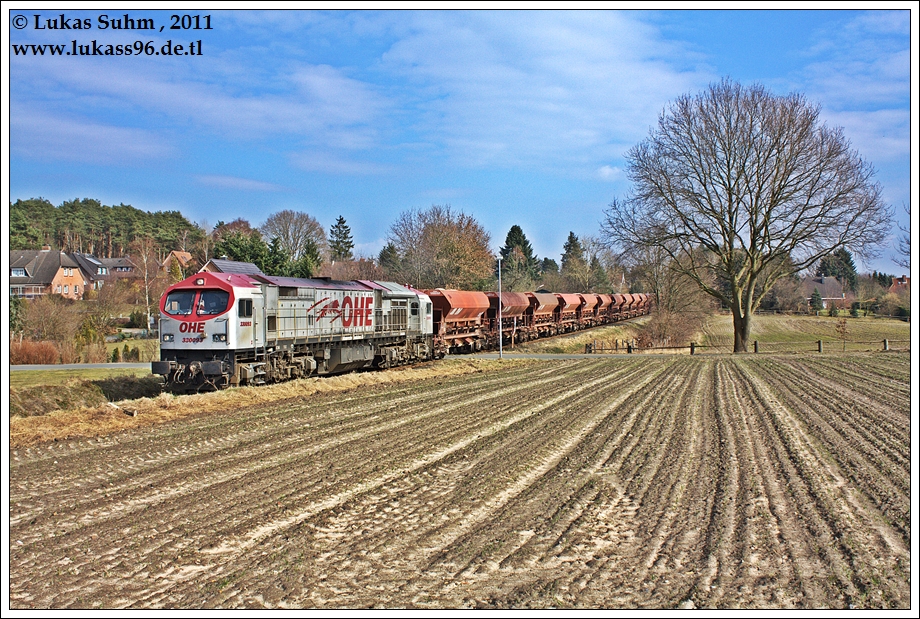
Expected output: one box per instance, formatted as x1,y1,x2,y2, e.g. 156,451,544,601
164,290,196,315
198,290,230,315
164,289,230,316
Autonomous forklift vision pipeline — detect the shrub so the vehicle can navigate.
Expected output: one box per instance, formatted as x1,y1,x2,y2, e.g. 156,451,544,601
10,340,60,364
82,342,109,363
638,309,703,348
128,309,147,329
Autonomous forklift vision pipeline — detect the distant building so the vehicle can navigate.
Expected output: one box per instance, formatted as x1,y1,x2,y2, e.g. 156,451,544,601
71,253,115,291
803,275,848,309
10,247,87,299
200,258,264,275
161,250,195,275
102,255,139,279
889,275,910,294
9,249,143,299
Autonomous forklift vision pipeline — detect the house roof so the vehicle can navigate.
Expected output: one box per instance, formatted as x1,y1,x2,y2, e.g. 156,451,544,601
804,275,844,299
101,256,137,270
164,250,194,267
889,275,910,293
201,258,264,275
9,250,79,285
71,253,113,282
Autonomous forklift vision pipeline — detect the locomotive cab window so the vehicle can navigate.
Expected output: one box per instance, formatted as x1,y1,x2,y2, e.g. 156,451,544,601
411,302,419,316
238,298,253,318
164,290,196,315
198,290,230,315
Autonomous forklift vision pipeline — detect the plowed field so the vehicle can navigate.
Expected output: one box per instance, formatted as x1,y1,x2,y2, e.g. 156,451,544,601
8,354,911,609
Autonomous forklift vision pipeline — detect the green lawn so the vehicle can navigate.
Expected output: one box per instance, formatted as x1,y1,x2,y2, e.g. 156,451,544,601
9,367,154,390
699,313,910,352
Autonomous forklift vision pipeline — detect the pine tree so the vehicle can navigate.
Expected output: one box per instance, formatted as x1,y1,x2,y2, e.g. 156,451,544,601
560,232,588,291
378,243,401,280
329,216,355,262
818,247,857,292
498,225,540,291
560,232,585,273
810,288,824,312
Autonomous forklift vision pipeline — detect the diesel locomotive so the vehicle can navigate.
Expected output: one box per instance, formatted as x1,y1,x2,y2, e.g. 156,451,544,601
152,261,651,392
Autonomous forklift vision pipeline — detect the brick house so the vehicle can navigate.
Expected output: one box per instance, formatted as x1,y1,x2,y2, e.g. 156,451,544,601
71,253,117,292
161,251,195,277
889,275,910,294
10,248,88,299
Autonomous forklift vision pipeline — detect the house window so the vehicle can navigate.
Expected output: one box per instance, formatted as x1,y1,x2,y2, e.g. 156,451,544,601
56,285,62,293
12,268,26,277
98,267,108,275
75,285,80,295
63,285,69,294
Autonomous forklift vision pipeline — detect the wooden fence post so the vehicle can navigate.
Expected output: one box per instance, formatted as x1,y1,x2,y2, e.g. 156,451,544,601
690,342,696,355
817,340,823,353
884,339,889,351
754,340,759,354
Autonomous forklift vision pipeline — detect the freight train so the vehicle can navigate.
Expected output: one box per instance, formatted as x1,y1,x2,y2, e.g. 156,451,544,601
152,262,651,392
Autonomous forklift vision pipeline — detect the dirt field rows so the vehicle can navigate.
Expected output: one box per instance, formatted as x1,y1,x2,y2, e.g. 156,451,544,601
8,354,911,609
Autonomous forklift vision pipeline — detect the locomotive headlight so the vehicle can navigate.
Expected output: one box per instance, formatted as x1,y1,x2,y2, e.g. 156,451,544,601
213,334,227,342
162,334,174,342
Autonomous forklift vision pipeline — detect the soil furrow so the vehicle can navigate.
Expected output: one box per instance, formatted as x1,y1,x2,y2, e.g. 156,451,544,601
9,355,910,609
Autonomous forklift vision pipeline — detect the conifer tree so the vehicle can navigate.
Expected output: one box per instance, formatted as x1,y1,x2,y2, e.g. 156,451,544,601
498,225,540,291
810,288,824,312
329,216,355,262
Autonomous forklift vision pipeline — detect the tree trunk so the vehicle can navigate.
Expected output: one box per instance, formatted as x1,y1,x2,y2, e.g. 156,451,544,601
730,295,752,353
732,312,751,353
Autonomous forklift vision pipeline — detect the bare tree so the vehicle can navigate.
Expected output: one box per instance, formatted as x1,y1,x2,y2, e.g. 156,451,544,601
603,79,891,352
21,295,80,344
81,280,129,343
317,256,384,281
129,236,167,331
260,210,328,263
387,205,494,290
894,203,910,270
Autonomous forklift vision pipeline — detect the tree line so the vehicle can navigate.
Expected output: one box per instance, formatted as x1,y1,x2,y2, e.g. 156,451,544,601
11,197,636,295
10,198,205,260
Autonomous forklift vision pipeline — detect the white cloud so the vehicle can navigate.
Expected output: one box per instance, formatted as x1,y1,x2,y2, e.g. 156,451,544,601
11,53,390,146
10,109,172,163
596,165,624,181
290,152,393,175
196,175,285,192
820,109,910,164
800,12,909,109
378,11,707,171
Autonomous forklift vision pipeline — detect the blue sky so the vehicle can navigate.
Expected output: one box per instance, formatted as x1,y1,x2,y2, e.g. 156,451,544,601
6,8,915,275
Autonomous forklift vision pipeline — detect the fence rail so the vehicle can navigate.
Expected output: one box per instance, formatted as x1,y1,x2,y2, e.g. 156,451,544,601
585,339,911,355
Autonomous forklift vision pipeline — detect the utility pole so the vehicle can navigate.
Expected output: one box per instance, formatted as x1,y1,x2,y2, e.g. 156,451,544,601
497,257,503,359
